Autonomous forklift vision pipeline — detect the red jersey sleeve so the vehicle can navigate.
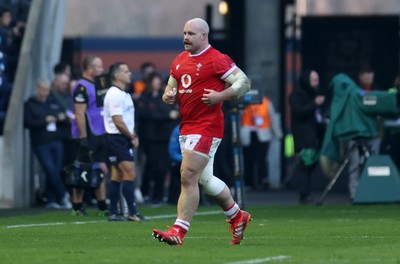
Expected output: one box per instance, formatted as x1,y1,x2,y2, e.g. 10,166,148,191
212,53,237,79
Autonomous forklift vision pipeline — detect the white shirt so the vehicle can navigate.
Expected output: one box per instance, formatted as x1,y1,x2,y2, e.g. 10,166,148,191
103,86,135,134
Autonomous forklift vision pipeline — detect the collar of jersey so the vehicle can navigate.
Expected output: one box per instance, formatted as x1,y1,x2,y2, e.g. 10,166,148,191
112,85,127,93
189,44,211,57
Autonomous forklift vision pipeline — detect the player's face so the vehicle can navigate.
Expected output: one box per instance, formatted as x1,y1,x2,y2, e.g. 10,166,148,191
183,22,204,54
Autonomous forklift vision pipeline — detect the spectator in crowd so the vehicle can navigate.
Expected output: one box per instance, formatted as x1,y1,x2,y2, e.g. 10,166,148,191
0,5,25,82
50,72,76,168
53,61,77,94
167,124,181,205
103,62,146,221
0,3,29,134
24,79,71,209
240,96,282,190
136,71,179,205
70,55,108,216
0,48,11,134
54,62,72,78
131,62,156,99
289,69,326,204
152,18,251,246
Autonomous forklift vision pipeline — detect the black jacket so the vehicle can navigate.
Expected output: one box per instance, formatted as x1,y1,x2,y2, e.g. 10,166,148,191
290,71,325,152
135,89,179,142
24,95,67,146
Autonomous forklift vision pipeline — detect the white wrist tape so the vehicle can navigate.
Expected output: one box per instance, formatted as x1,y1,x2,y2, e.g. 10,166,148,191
224,70,251,98
167,76,177,88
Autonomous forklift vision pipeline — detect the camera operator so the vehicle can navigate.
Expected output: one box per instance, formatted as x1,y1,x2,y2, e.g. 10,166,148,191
346,66,382,202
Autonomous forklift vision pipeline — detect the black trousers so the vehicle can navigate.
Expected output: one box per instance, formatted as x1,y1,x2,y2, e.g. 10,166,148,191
168,162,181,205
292,157,317,198
141,141,170,202
243,132,270,189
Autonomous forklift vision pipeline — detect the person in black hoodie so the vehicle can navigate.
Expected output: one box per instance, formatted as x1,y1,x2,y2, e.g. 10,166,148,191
24,80,70,209
136,72,179,205
289,70,326,204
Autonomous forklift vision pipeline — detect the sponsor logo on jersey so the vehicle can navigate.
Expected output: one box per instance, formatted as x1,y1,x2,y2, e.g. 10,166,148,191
181,74,192,88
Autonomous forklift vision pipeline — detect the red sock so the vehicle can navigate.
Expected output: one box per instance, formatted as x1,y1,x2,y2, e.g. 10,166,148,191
224,202,241,219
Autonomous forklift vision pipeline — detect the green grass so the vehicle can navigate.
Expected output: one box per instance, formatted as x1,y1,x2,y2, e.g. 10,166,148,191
1,204,400,263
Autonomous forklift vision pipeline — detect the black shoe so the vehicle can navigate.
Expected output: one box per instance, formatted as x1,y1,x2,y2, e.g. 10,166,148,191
108,214,127,221
128,213,147,222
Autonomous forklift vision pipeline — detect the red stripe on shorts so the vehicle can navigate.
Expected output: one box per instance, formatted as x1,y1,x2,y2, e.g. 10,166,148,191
193,136,213,155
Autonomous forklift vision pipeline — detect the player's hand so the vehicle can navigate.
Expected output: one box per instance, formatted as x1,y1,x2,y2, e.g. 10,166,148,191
163,88,177,104
202,89,221,106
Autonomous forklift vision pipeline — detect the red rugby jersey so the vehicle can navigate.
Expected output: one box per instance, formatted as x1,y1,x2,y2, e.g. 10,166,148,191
170,45,237,138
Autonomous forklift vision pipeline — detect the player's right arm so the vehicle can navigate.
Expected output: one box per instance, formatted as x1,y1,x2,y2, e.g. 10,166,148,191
162,76,178,104
73,85,89,139
75,104,87,138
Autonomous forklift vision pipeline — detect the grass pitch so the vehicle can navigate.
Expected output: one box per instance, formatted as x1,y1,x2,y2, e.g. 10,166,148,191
1,204,399,264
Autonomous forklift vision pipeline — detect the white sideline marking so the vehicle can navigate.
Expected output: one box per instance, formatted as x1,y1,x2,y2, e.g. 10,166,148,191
3,210,221,229
226,256,291,264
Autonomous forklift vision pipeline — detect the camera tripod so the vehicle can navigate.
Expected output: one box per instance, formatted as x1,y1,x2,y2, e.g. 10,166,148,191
317,138,371,205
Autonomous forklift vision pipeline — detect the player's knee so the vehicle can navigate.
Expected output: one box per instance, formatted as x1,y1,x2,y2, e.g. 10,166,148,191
199,175,225,196
180,167,199,187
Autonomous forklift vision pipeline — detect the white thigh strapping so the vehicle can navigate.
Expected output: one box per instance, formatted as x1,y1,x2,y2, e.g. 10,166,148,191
199,157,226,196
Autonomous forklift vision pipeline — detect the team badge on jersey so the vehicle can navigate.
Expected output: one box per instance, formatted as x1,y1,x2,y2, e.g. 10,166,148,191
75,93,85,103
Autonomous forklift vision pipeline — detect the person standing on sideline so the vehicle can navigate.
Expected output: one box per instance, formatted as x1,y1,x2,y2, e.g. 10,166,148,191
152,18,252,246
240,96,283,190
70,55,108,216
136,71,179,205
103,62,146,221
289,70,326,204
24,80,70,209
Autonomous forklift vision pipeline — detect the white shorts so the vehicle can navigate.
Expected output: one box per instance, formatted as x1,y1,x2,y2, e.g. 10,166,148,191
179,134,221,158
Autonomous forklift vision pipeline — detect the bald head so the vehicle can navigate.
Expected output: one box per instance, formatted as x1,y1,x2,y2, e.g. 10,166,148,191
185,18,209,34
183,18,210,54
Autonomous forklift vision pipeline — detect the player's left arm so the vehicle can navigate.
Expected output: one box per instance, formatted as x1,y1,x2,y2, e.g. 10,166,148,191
202,68,250,106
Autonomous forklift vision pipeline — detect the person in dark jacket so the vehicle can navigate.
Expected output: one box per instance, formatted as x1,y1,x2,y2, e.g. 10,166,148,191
289,70,326,204
24,80,71,209
136,72,179,205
